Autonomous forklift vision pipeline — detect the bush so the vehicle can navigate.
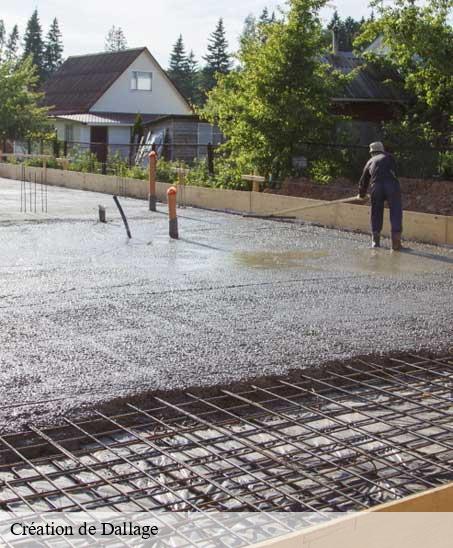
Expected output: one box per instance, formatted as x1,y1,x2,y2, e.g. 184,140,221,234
68,149,102,173
307,158,341,185
156,158,178,184
439,151,453,180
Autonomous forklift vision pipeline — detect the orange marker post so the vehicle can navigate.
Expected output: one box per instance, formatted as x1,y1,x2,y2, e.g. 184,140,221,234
167,186,178,239
148,151,157,211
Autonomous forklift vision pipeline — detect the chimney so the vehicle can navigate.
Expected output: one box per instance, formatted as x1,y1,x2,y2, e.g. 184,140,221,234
332,29,339,55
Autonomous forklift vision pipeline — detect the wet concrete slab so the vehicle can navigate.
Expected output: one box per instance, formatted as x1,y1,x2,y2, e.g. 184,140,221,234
1,178,452,431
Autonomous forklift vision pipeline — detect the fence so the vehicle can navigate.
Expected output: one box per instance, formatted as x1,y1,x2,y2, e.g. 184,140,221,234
9,139,453,183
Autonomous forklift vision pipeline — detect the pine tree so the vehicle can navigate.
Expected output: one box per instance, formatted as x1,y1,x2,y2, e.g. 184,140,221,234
105,26,128,52
5,25,20,63
0,20,5,62
43,18,63,77
168,35,191,99
23,10,44,78
202,18,231,93
168,35,188,78
240,14,257,46
186,50,201,105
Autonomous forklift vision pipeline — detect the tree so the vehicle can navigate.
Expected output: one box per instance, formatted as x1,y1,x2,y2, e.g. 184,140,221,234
167,35,200,104
356,0,453,143
202,18,231,93
201,0,346,178
240,14,257,47
105,26,128,52
43,18,63,77
186,50,201,105
168,35,189,86
23,9,44,78
327,11,363,52
0,57,51,143
0,20,5,61
5,25,20,63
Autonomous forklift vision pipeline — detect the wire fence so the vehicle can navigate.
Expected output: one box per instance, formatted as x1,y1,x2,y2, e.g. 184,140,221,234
7,139,453,182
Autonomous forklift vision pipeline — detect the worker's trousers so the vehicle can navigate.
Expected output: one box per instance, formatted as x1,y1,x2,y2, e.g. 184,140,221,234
370,180,403,235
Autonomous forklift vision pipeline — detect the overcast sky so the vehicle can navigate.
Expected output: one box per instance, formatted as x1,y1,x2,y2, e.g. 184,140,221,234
2,1,373,67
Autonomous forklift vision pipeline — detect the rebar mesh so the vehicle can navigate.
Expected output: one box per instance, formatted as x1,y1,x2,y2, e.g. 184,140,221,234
1,353,452,521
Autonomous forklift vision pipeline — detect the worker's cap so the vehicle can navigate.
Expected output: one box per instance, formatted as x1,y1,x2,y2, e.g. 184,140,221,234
369,141,385,153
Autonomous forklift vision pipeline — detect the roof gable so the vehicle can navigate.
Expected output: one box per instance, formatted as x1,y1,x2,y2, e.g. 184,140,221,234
43,48,147,114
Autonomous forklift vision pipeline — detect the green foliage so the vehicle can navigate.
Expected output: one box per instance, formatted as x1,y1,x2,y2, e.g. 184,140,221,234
327,11,366,52
307,158,338,184
356,0,453,141
156,158,178,183
0,57,52,141
167,36,200,104
22,9,44,80
5,25,20,64
68,149,102,173
201,0,347,180
439,151,453,180
43,18,63,77
202,18,232,93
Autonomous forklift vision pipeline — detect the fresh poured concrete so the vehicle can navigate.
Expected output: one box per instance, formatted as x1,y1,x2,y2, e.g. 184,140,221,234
1,178,452,431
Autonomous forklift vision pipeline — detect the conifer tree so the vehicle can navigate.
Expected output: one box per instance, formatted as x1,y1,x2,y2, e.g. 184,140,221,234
23,10,44,78
5,25,20,63
186,49,201,105
105,26,128,52
168,35,188,80
202,18,231,93
43,18,63,77
0,20,5,62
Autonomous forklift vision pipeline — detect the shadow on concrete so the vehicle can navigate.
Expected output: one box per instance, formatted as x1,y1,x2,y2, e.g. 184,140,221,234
402,248,453,266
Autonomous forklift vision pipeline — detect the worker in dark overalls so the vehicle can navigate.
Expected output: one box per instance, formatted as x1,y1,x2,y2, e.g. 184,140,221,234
357,142,403,251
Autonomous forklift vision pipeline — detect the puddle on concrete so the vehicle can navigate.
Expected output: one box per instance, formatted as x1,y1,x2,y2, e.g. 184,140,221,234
234,250,328,269
347,249,453,275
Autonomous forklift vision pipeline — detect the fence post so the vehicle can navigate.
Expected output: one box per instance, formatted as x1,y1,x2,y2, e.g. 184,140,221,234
207,143,214,177
167,186,178,239
63,141,68,157
148,151,157,211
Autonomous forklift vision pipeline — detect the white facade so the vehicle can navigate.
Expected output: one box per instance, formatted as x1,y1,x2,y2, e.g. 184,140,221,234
91,50,191,116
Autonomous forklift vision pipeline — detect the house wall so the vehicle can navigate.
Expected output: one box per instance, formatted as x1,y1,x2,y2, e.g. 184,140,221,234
90,50,192,116
108,126,131,157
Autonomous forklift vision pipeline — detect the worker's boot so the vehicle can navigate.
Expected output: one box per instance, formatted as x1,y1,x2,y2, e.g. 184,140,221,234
372,232,381,248
391,232,402,251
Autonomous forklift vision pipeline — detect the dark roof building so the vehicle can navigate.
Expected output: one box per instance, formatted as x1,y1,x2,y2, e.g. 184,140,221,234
43,48,148,115
325,51,405,122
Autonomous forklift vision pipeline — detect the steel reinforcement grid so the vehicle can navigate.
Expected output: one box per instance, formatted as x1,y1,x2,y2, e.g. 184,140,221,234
0,353,452,545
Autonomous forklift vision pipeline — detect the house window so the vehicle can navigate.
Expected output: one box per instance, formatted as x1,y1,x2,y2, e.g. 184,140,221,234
64,124,74,142
131,71,152,91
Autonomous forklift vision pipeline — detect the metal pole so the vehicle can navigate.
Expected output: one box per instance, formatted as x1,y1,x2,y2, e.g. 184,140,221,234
113,195,131,239
148,151,157,211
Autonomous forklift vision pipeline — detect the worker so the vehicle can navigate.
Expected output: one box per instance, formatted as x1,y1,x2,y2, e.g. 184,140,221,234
357,141,403,251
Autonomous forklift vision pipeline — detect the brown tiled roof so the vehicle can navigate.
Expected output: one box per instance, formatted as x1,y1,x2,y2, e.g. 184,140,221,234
43,48,146,114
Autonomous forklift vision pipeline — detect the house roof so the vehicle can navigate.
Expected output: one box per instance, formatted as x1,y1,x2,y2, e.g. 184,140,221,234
43,47,192,115
325,51,404,103
53,112,162,126
43,48,146,114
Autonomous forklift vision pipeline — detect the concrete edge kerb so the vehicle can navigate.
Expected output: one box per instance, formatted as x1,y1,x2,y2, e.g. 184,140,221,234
0,163,451,246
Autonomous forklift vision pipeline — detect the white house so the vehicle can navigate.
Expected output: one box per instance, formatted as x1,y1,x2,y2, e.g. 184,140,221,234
42,47,196,161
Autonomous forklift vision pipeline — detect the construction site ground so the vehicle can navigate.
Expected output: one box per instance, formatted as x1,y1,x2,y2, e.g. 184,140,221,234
1,177,453,433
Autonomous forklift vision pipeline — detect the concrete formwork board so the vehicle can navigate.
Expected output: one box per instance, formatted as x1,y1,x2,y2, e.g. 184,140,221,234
1,162,452,245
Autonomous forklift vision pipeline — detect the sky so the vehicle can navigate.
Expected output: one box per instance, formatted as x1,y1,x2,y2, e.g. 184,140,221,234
1,1,374,68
